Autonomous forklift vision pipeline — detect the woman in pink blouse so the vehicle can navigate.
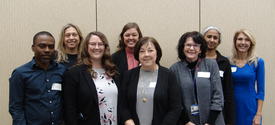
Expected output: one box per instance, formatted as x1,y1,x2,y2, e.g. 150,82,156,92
112,22,143,79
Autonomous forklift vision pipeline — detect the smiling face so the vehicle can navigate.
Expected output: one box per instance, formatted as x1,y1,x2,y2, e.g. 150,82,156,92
88,35,105,62
183,37,201,62
139,42,157,69
123,28,139,49
64,27,80,50
235,33,251,54
204,29,220,50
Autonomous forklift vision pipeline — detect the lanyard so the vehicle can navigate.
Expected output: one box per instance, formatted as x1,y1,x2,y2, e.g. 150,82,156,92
188,58,201,104
191,68,199,104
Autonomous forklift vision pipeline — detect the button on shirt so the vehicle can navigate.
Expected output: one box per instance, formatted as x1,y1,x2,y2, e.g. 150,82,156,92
9,59,66,125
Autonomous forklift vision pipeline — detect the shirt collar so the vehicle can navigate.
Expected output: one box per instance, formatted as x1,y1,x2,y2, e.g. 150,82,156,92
31,58,58,70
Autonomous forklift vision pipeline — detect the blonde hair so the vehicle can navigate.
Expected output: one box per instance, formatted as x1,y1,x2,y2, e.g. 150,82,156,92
56,23,83,63
231,29,257,65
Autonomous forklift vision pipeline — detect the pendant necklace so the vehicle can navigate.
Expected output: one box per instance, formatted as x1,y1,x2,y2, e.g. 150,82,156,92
141,77,148,103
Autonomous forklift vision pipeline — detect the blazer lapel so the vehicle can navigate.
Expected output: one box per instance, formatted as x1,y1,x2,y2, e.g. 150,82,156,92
81,65,99,103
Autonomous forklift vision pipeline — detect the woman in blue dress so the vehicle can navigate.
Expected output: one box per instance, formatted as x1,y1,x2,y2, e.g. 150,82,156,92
230,29,265,125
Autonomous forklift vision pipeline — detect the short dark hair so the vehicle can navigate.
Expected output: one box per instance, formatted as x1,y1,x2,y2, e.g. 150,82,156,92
177,31,207,61
118,22,143,50
134,37,162,64
33,31,55,45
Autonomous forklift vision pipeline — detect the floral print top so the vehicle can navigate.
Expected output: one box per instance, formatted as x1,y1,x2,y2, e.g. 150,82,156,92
93,68,118,125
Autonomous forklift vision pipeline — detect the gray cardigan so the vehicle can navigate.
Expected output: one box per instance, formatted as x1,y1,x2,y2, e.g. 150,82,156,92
170,58,225,125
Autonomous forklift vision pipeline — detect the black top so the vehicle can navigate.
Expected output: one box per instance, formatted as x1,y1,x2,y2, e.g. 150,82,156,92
120,66,184,125
61,54,78,69
112,49,128,82
215,51,235,124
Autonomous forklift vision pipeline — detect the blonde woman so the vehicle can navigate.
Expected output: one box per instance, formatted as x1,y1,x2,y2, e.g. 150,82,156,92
57,23,83,68
230,29,265,125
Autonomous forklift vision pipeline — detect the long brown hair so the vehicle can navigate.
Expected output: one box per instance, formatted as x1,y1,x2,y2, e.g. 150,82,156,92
117,22,143,50
79,31,117,77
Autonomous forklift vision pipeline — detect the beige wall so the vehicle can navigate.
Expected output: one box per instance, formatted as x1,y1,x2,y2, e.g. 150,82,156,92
1,0,274,124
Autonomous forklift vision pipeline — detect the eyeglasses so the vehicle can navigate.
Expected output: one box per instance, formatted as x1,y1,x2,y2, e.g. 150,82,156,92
184,43,201,49
88,42,105,47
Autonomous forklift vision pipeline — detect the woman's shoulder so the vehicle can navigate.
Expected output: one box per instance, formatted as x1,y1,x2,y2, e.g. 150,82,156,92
65,64,87,74
257,57,265,63
170,61,184,69
159,65,172,73
202,58,218,65
112,49,125,57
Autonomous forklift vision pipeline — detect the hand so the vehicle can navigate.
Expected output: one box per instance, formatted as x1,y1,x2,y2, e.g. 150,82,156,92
253,114,261,125
125,119,135,125
185,121,196,125
204,124,210,125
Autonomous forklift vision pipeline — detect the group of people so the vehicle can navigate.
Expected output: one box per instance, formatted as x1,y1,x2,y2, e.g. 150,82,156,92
9,22,265,125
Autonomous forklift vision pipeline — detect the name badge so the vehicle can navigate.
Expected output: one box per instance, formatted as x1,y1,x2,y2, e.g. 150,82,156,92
231,67,237,72
197,72,210,78
51,83,62,91
149,82,157,88
219,70,224,77
191,104,199,116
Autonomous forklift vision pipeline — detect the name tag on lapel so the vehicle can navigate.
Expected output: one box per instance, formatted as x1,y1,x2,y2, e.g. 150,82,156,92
219,70,224,77
197,72,210,78
51,83,62,91
149,82,157,88
231,67,237,72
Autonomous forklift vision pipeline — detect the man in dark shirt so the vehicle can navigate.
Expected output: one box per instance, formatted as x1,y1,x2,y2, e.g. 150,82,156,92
9,31,66,125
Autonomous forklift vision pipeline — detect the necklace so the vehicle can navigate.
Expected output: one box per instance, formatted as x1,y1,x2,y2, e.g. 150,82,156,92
142,97,148,103
140,79,148,103
139,68,158,103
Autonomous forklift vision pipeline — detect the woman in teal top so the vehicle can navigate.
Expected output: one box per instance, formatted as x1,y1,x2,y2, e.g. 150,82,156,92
230,29,265,125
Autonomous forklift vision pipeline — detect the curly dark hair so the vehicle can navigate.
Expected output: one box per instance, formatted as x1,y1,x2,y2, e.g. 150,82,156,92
177,31,207,61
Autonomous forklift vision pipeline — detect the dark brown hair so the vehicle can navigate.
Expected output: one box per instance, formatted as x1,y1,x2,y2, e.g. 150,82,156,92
134,37,162,65
117,22,143,50
177,31,207,61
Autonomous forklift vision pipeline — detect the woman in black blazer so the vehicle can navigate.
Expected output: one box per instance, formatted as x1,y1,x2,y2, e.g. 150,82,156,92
121,37,183,125
63,31,121,125
112,22,143,78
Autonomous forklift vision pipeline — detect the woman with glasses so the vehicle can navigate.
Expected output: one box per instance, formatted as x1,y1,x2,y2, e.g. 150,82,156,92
63,31,121,125
170,31,225,125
